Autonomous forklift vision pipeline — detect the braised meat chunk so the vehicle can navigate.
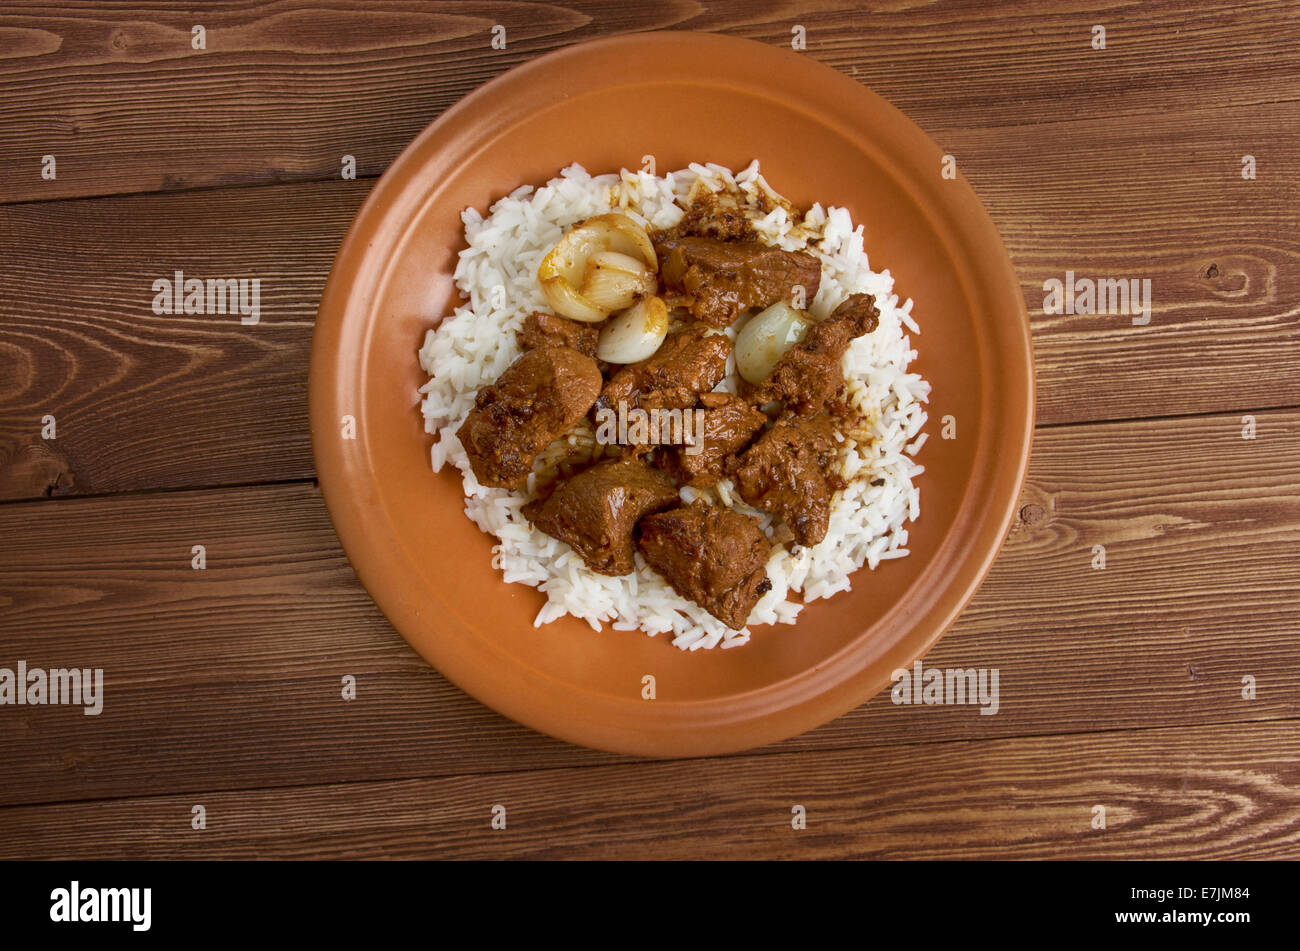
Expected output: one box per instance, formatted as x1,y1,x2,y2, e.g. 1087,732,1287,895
456,346,602,489
637,500,772,630
597,327,731,416
829,291,882,335
523,455,679,576
655,236,822,328
661,393,767,488
516,312,599,359
661,190,756,243
732,414,841,547
753,293,880,416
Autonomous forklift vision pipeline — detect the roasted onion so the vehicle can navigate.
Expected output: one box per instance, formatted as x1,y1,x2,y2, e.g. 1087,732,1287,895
597,296,669,364
735,301,814,384
537,214,658,323
581,251,657,312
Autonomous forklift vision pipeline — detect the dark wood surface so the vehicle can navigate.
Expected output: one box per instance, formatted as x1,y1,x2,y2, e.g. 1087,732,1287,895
1,0,1297,859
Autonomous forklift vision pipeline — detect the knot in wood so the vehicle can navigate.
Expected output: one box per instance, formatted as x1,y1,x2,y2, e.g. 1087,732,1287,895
1019,503,1046,525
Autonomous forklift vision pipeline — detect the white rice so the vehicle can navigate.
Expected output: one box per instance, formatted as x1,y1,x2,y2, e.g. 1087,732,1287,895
417,161,930,650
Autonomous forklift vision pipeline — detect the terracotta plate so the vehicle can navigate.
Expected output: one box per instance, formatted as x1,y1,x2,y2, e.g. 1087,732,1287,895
309,32,1034,756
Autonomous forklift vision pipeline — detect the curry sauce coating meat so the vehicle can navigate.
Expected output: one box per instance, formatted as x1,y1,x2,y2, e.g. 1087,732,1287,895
660,190,757,243
654,236,822,328
637,500,773,630
661,393,768,488
752,292,880,416
596,327,731,417
732,413,843,548
456,345,602,489
523,455,679,576
516,312,599,359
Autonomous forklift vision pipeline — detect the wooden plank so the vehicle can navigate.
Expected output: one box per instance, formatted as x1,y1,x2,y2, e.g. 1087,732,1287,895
1,0,1297,203
2,719,1297,859
0,178,370,499
2,101,1297,499
1,408,1297,807
948,101,1300,426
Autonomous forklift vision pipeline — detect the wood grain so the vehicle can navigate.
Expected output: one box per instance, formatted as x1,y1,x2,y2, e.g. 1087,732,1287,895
951,101,1300,426
3,100,1297,499
2,719,1297,859
0,179,369,499
1,408,1296,808
1,1,1297,204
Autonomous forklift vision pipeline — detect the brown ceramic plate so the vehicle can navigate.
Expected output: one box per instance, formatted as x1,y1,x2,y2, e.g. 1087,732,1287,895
310,32,1033,757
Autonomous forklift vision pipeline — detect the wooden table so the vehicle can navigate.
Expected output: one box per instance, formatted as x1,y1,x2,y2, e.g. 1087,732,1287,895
1,1,1297,860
